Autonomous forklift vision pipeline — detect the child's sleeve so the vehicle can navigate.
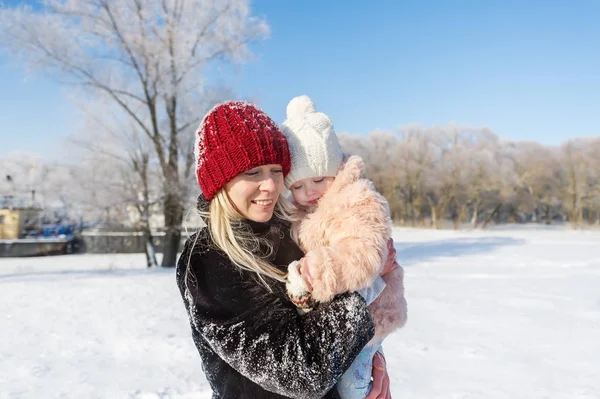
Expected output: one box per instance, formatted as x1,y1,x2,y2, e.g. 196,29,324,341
301,190,391,303
357,276,387,305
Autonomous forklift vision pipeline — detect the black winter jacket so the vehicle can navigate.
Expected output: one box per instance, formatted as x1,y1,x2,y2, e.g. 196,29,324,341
176,217,375,398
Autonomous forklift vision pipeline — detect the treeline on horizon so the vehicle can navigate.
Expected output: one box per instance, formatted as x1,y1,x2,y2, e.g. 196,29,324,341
339,125,600,229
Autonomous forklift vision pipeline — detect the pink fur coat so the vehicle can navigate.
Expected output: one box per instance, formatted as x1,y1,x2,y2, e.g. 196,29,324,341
289,155,407,340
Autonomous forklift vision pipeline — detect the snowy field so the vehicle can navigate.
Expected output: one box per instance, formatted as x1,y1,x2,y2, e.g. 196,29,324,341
1,226,599,399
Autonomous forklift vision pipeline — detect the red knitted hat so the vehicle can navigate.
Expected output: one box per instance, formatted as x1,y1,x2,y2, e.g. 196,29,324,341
195,101,291,200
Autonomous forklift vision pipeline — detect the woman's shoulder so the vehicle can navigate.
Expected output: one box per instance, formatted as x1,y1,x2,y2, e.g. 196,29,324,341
177,228,228,278
180,228,211,259
176,228,257,300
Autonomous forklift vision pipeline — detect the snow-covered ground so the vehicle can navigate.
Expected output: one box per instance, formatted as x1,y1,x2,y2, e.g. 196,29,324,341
1,226,599,399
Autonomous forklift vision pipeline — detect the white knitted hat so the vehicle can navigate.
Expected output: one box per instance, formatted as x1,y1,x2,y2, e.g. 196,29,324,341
281,95,343,188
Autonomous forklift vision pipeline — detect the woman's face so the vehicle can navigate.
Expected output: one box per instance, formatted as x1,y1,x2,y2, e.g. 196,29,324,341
224,164,285,223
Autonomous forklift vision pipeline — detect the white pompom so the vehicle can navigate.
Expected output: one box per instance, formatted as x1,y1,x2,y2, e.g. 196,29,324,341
286,95,316,119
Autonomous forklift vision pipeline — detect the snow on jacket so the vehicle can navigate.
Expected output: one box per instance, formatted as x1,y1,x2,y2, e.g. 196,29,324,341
292,155,408,340
176,216,375,399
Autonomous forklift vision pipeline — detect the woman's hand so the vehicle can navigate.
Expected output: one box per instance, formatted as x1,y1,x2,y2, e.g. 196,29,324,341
381,238,398,277
366,351,392,399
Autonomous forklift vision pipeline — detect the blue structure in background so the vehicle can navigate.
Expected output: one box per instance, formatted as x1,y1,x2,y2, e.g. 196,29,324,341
40,223,77,240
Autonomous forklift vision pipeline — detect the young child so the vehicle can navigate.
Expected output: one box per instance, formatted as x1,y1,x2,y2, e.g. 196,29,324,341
282,95,408,398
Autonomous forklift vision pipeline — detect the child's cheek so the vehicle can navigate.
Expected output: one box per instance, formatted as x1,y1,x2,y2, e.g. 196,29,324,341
291,192,301,203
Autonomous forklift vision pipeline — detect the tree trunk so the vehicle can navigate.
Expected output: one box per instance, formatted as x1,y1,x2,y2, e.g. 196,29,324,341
435,194,453,230
544,204,552,225
482,203,502,229
143,229,158,268
141,205,158,267
142,197,157,268
508,205,518,223
471,200,480,228
569,181,579,228
427,196,438,229
161,192,183,267
471,209,477,228
416,207,425,227
132,152,158,267
454,203,468,230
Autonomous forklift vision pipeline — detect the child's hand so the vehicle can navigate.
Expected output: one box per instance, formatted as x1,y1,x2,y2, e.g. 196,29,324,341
381,238,398,277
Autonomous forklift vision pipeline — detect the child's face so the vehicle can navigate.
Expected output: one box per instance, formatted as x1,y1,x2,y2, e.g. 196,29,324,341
289,176,335,208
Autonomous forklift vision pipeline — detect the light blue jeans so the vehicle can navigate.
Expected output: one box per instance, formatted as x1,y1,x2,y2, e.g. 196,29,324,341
337,277,387,398
337,341,384,398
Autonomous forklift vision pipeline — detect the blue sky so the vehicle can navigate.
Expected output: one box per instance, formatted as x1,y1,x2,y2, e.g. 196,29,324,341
1,0,599,157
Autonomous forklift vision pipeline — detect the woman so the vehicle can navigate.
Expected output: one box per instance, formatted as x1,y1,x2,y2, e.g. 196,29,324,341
176,101,392,398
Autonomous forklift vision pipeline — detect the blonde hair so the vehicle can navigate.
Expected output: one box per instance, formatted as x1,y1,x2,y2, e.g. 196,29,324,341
186,189,298,292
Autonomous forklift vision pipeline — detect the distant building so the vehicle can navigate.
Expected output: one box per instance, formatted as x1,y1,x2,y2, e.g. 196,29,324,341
0,208,41,239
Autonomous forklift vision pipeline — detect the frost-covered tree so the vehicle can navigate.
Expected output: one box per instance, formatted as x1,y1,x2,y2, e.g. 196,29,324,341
394,125,436,227
585,139,600,224
460,128,504,228
0,0,269,266
339,124,599,230
426,127,471,229
505,141,562,224
67,98,161,266
560,140,588,228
